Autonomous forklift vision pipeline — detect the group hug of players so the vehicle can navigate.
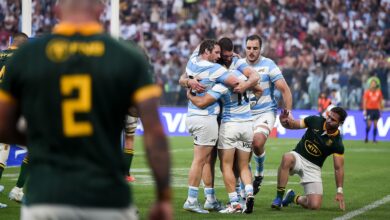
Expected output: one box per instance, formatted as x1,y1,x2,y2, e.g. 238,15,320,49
178,35,347,214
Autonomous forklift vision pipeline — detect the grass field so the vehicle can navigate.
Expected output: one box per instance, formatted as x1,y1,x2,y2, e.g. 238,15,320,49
0,137,389,219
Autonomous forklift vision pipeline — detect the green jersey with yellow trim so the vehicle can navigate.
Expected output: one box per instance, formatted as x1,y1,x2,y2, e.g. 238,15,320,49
0,23,160,208
293,115,344,168
0,48,16,81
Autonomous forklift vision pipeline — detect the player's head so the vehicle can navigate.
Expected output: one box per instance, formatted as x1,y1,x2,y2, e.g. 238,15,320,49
199,39,220,63
245,34,262,63
327,107,347,129
55,0,105,22
218,37,234,66
11,32,28,48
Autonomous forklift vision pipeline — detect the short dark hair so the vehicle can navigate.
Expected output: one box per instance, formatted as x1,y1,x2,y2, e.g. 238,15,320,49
198,39,218,56
12,32,28,47
245,34,263,48
331,107,347,124
218,37,233,52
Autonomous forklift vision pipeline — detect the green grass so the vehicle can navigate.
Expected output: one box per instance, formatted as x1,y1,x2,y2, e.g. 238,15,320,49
1,137,389,219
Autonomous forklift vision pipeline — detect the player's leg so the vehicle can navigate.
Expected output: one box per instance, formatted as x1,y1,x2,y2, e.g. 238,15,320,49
373,119,378,143
271,152,296,209
0,144,10,193
218,148,243,213
252,112,276,195
123,115,138,182
285,183,323,210
236,149,254,213
184,115,218,213
10,154,28,202
202,146,223,211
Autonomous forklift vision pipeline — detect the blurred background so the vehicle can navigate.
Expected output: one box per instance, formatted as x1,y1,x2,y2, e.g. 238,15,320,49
1,0,389,110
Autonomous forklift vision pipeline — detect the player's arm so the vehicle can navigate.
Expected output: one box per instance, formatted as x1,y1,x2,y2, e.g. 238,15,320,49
187,90,217,109
279,109,306,129
133,87,171,204
0,94,26,146
275,78,293,110
333,153,345,211
234,66,260,93
178,72,206,93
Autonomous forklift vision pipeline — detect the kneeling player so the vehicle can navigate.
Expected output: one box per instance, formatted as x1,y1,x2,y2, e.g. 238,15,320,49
271,107,347,211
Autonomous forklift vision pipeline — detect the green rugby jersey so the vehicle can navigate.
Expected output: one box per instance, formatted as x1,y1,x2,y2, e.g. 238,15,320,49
0,47,17,81
293,115,344,168
0,23,161,207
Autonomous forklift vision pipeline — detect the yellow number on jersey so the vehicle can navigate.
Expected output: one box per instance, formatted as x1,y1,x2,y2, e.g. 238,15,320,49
60,74,93,137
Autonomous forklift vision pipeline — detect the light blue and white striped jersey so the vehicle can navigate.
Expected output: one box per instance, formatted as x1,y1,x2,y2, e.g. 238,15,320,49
186,50,230,116
223,56,249,72
244,56,284,115
208,70,252,122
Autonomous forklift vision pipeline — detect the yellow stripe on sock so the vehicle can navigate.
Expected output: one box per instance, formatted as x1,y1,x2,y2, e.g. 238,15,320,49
124,149,134,154
0,163,5,169
294,195,299,204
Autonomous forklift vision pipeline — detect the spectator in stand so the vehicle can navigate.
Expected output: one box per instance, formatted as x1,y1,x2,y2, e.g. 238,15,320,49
318,92,332,115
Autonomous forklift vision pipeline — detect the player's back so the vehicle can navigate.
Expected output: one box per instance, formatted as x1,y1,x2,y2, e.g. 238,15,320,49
186,55,228,116
2,25,151,207
210,70,252,122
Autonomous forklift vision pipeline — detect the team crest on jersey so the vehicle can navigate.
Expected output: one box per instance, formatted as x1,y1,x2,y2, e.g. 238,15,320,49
326,139,333,146
257,67,267,74
304,140,322,157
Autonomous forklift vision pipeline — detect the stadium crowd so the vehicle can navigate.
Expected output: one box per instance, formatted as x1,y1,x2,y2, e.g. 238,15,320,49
0,0,389,110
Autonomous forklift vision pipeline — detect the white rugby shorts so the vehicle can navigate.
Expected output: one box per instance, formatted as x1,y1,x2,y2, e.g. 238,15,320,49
218,121,253,152
186,115,219,146
252,111,276,136
289,151,322,184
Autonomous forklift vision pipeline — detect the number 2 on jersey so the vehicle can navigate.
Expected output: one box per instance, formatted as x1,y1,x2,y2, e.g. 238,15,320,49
60,74,93,137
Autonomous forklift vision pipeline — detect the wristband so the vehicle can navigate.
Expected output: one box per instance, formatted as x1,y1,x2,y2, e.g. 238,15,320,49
337,187,343,194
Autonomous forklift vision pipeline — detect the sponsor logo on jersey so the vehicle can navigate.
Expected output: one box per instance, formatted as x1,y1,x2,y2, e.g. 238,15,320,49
46,39,105,62
304,140,322,157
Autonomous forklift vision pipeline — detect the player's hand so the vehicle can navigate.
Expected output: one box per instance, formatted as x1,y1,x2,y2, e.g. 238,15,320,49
335,193,345,211
233,81,246,94
149,200,173,220
188,78,206,93
279,109,291,127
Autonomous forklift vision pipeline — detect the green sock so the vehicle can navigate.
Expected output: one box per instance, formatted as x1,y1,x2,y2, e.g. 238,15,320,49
16,157,29,188
276,187,286,199
0,163,5,179
123,149,134,176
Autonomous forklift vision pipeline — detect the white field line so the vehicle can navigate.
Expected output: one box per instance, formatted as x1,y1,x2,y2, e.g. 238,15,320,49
333,195,390,220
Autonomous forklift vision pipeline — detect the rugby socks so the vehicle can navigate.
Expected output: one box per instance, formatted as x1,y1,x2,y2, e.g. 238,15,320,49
0,163,4,179
187,186,199,203
373,127,377,142
245,184,254,196
228,191,239,203
254,152,266,177
123,148,134,176
276,186,285,199
16,156,28,188
293,194,300,204
204,187,216,203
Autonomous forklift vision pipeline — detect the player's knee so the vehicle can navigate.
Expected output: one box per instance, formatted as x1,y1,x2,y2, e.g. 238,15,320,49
252,133,267,149
307,199,322,210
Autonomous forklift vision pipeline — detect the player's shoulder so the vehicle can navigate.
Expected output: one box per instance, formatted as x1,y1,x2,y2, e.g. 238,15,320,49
260,56,278,67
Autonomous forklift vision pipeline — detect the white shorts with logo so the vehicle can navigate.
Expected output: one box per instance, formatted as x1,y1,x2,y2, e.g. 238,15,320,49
252,111,276,136
186,115,219,146
218,121,253,152
290,151,322,183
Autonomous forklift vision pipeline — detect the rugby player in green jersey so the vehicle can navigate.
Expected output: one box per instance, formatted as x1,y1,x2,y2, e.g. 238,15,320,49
0,32,29,206
0,0,172,219
271,107,347,211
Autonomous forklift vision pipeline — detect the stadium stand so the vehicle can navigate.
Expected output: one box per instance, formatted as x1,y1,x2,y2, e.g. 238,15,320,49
0,0,389,109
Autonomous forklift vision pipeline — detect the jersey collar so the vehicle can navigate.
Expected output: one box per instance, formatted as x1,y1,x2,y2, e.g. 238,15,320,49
53,22,104,36
322,122,339,137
